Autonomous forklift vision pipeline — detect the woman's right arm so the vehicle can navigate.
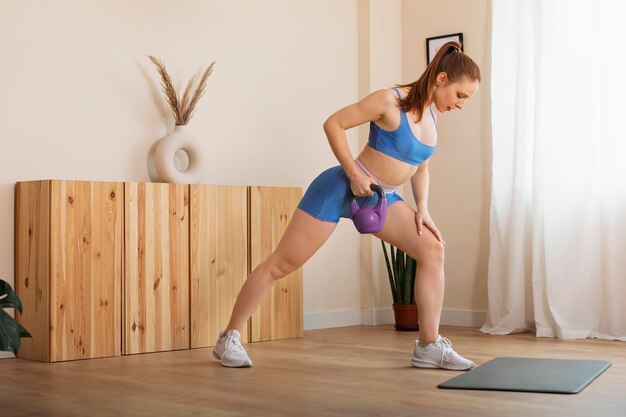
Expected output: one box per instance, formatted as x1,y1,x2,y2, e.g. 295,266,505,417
322,89,395,196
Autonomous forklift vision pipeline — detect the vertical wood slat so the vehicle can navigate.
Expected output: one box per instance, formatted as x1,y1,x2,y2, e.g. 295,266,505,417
190,185,248,348
49,181,123,362
249,186,303,342
15,181,50,362
91,182,123,359
124,183,189,354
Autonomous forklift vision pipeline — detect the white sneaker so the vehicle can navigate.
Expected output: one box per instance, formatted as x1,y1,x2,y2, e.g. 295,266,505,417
212,330,252,368
410,335,474,371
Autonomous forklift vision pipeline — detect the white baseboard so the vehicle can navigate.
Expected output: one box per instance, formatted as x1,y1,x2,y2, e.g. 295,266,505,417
360,308,395,326
440,309,487,328
304,308,486,331
304,309,363,330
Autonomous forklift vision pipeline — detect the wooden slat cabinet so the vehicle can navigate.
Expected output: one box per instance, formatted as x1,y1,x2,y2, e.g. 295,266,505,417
123,183,189,354
15,180,303,362
249,186,303,342
190,185,248,348
15,180,123,362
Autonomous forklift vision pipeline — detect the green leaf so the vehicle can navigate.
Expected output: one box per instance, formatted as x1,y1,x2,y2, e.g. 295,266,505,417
402,257,413,305
396,249,405,301
381,241,399,304
0,280,23,314
396,249,405,290
409,257,417,304
0,309,31,354
392,252,402,303
380,242,419,306
0,279,31,354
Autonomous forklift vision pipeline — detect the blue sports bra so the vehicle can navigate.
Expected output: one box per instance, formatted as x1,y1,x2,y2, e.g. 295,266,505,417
367,88,437,166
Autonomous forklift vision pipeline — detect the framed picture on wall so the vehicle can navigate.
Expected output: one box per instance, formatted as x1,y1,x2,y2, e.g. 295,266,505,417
426,33,464,64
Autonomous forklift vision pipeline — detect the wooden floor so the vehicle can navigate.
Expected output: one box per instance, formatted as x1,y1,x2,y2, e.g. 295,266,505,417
2,325,625,417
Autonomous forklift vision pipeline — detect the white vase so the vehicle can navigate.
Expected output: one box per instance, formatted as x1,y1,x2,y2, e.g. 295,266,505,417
154,125,207,184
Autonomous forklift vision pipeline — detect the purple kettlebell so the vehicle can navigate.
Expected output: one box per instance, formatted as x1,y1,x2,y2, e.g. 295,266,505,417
350,184,387,234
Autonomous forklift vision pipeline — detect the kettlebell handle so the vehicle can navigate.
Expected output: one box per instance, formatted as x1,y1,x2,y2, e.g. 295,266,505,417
351,184,385,203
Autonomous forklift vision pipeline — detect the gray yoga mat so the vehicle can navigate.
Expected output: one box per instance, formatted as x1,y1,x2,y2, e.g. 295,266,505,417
438,357,612,394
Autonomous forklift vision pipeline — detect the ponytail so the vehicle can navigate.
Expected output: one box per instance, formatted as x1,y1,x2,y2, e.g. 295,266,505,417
397,41,481,122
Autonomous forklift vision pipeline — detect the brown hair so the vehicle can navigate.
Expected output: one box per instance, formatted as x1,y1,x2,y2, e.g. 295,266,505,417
397,41,481,122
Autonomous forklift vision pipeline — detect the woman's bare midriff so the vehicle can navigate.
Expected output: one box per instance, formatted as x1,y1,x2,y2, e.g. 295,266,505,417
357,145,418,186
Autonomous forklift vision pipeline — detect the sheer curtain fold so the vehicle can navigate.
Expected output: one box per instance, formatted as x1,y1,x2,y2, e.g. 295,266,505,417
482,0,626,340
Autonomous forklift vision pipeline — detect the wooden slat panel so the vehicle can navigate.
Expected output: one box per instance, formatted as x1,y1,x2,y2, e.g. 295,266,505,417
124,183,189,354
91,182,123,359
249,186,303,342
49,181,122,361
15,181,51,362
50,180,87,361
190,185,248,348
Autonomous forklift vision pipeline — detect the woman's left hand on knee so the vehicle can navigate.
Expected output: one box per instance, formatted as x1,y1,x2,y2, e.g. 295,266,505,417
414,210,445,244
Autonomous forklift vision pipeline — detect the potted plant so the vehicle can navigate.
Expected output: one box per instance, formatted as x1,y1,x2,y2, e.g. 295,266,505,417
380,241,419,331
0,279,31,354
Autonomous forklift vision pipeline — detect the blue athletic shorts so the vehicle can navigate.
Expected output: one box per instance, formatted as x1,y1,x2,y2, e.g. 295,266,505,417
297,165,403,223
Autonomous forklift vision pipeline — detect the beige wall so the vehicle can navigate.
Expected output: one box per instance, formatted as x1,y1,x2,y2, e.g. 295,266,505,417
0,0,363,329
0,0,490,339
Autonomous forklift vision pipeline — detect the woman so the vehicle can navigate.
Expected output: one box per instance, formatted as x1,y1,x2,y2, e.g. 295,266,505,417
213,41,481,370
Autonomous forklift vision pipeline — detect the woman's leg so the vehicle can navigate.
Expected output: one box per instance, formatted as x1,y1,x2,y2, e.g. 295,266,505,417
225,208,337,333
376,205,473,371
373,201,444,344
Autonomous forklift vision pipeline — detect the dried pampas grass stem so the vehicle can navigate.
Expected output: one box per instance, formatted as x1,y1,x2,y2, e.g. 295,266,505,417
181,62,215,124
148,55,215,126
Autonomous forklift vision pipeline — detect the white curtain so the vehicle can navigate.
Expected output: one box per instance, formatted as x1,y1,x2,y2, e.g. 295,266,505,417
482,0,626,340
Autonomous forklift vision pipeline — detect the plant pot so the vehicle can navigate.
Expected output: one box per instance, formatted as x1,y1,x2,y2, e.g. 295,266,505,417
392,303,419,331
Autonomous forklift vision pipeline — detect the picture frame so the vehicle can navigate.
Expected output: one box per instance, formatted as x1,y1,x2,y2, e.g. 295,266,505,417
426,33,464,64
